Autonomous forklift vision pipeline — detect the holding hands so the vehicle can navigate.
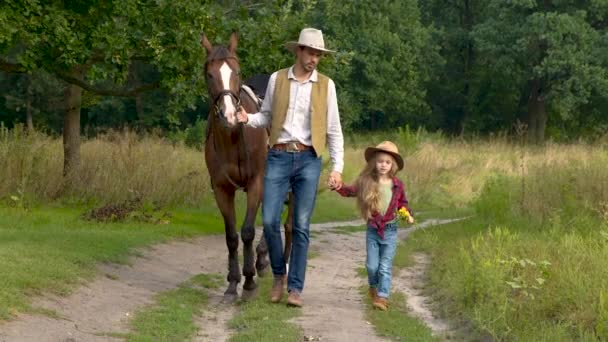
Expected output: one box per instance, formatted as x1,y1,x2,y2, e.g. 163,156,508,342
328,171,343,190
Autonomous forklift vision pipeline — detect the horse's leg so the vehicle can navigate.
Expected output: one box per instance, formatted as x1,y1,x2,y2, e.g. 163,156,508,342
283,191,294,265
254,177,269,277
241,178,261,298
214,187,240,303
255,233,269,277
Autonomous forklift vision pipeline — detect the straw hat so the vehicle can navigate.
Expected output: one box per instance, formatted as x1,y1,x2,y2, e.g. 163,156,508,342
364,141,404,171
285,28,335,54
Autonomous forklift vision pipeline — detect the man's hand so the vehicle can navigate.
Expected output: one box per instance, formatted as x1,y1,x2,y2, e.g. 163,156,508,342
236,107,249,124
328,171,343,190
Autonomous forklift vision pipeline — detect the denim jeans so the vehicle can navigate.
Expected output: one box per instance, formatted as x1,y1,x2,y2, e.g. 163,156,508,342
262,148,321,292
366,222,398,298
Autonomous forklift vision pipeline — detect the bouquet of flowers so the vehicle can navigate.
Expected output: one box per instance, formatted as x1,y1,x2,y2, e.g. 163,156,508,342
397,207,414,224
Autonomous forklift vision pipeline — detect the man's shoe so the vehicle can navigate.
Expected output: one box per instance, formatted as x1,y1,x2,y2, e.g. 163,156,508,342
286,290,303,307
270,276,285,303
372,297,389,311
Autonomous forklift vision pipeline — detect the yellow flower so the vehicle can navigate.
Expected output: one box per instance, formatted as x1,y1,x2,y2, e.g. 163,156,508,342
397,207,410,219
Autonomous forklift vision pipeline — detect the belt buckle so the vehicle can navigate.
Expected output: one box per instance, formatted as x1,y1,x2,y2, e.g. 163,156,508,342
286,142,299,153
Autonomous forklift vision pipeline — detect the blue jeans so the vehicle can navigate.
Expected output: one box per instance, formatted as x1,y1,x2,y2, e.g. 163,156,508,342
262,149,321,292
366,222,398,298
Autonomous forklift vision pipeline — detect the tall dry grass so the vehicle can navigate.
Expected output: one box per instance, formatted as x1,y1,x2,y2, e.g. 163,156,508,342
0,128,210,206
2,126,607,212
347,131,608,213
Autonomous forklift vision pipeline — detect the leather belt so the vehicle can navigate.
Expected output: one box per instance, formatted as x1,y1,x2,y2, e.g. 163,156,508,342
272,142,312,153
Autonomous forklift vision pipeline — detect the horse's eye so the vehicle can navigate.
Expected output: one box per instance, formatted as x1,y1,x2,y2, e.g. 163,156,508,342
206,73,213,79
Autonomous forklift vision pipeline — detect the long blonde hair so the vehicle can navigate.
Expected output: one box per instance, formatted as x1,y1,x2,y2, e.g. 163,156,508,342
355,152,399,219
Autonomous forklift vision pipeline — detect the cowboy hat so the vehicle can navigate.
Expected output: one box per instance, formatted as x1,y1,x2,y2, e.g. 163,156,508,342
364,141,404,171
285,28,336,54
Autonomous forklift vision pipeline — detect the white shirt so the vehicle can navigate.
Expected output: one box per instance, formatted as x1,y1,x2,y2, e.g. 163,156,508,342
247,67,344,173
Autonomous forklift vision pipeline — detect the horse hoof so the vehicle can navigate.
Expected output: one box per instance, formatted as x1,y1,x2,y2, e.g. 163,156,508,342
243,278,257,292
256,260,269,277
241,288,258,301
222,293,238,304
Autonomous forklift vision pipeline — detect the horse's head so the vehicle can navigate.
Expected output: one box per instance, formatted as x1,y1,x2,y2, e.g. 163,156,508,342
201,32,242,128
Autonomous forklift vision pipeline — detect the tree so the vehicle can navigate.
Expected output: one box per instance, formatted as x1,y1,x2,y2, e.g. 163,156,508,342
473,0,608,143
0,71,65,132
1,0,327,178
0,0,216,177
310,0,438,131
420,0,490,135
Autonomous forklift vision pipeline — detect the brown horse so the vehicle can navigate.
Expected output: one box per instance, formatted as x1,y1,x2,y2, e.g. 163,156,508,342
201,32,293,302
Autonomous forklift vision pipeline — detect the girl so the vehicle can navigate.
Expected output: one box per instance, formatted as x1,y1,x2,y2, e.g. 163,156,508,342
333,141,414,311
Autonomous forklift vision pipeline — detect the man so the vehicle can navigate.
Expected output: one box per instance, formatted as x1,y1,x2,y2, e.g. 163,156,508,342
236,28,344,307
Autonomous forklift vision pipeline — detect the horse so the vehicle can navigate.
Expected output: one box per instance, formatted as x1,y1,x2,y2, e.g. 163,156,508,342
201,32,293,302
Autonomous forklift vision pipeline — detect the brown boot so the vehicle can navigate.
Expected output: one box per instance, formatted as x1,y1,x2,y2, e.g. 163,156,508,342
270,275,285,303
372,297,389,311
368,287,378,301
286,290,303,307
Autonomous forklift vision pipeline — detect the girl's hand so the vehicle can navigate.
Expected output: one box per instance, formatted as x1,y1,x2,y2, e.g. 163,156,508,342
407,216,415,224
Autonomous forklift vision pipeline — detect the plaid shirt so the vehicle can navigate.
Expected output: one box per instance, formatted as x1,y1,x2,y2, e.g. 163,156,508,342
335,177,412,239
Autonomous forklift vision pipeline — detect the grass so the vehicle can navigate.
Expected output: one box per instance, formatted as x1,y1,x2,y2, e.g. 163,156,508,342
396,163,608,340
359,286,438,341
0,127,362,223
329,225,366,235
125,273,223,341
308,250,321,259
412,206,474,221
0,206,224,320
228,276,302,341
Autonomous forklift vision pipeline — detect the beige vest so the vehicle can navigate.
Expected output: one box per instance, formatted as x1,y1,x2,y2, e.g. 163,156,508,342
269,68,329,155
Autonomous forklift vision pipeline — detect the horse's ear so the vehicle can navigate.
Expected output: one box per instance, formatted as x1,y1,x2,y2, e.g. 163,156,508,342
228,31,238,53
201,33,213,54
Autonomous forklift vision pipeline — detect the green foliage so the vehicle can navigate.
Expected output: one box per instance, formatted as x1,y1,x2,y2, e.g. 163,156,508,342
167,117,207,150
398,152,608,339
472,1,608,134
313,0,438,131
3,1,608,139
473,175,516,223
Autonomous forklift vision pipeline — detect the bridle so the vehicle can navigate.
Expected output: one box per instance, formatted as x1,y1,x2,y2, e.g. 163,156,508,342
211,89,241,119
207,56,242,121
206,56,252,191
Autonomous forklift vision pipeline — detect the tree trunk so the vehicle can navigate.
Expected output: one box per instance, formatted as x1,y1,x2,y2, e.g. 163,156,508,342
63,79,83,177
128,62,146,124
459,0,474,136
26,76,34,131
526,79,547,144
135,94,144,123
